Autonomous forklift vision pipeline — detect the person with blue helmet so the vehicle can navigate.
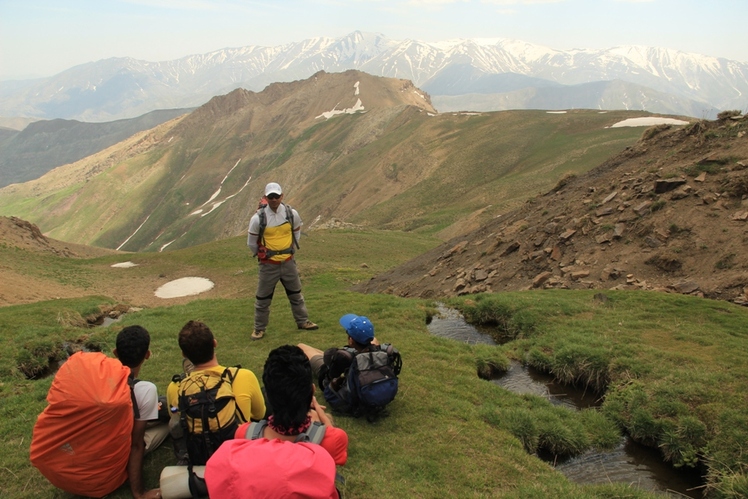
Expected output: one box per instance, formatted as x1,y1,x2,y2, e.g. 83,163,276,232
299,314,378,384
299,314,400,416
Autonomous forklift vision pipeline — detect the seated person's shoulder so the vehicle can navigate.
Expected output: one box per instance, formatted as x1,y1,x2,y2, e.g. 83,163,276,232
131,380,159,420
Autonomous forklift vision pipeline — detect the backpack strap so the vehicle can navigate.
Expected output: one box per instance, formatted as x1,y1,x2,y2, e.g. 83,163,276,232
128,375,141,420
245,420,268,440
285,203,300,250
296,421,326,444
245,419,326,445
257,207,267,247
222,366,247,423
377,343,402,376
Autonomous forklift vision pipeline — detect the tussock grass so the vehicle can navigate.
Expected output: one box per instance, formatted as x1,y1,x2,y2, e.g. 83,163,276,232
452,290,748,497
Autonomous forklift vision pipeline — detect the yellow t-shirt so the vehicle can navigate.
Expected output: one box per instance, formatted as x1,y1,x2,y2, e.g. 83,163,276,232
262,222,294,263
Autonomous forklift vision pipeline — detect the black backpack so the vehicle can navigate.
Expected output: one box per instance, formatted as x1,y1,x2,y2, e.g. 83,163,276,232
176,366,245,466
320,344,402,418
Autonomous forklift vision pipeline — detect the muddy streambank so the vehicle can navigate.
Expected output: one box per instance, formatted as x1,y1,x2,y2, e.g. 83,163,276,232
427,304,704,498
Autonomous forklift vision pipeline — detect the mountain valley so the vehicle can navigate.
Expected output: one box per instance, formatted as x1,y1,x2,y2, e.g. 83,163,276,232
0,70,651,255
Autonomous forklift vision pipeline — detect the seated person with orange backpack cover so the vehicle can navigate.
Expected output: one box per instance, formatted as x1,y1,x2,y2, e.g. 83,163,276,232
30,326,169,499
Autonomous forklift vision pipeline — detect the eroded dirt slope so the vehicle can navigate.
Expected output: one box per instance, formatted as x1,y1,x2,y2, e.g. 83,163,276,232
355,114,748,305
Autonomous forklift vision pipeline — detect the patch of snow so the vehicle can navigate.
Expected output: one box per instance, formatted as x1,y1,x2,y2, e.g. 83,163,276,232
190,209,204,216
155,277,214,299
427,113,436,117
203,188,223,206
316,98,365,119
159,240,176,252
610,117,689,128
111,261,138,268
201,200,227,217
201,159,242,208
547,111,568,114
354,81,360,96
200,177,252,217
117,214,151,251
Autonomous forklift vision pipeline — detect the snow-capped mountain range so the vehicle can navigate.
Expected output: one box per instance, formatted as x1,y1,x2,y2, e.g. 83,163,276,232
1,31,746,122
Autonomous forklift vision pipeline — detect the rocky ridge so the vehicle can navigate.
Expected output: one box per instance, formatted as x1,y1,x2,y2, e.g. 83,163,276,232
355,113,748,306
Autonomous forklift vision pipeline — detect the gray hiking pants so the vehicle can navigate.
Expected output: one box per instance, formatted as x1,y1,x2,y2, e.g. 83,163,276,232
254,258,309,331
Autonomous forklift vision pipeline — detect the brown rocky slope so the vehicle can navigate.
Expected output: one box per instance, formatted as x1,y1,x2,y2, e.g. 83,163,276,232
354,113,748,306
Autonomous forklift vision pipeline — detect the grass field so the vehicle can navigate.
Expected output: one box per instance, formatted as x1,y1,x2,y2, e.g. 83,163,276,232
1,230,745,498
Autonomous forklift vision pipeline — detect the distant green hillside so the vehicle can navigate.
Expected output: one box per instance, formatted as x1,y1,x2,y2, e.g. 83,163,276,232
0,71,648,251
0,109,191,188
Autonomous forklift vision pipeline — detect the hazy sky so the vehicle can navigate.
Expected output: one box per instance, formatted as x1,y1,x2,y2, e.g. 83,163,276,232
1,0,746,81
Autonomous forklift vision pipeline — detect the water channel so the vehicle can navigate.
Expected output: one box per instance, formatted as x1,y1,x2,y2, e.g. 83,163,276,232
427,303,704,498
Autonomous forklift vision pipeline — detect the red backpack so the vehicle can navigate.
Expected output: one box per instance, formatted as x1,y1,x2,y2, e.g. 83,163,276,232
30,351,135,497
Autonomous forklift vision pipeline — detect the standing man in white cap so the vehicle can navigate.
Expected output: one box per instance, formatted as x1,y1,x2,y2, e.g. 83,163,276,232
247,182,317,340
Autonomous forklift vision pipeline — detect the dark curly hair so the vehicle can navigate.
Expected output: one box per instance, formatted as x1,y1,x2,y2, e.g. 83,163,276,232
115,325,151,368
178,320,215,365
262,345,314,430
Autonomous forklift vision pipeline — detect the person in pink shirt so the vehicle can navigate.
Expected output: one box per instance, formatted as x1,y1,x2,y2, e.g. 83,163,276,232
205,345,346,498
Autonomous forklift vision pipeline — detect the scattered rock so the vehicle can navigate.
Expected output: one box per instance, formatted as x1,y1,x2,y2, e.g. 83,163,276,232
596,233,612,244
571,270,590,280
655,178,687,193
633,201,653,215
442,241,469,259
601,191,618,204
670,281,700,294
550,245,563,261
559,229,577,242
643,236,661,248
533,272,553,288
645,253,683,272
499,241,520,257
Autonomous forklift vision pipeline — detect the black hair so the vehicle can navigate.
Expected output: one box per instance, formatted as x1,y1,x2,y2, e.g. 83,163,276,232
262,345,314,430
115,325,151,368
178,320,215,365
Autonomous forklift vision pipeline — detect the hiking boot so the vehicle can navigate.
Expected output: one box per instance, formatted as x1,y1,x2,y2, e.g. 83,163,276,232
251,329,265,341
298,320,318,330
182,358,194,375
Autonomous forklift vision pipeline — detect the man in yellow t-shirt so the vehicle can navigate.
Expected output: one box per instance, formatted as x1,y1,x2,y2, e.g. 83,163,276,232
166,321,266,464
246,182,317,341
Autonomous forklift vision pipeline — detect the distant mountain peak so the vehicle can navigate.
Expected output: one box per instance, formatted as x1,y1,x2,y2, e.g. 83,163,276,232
0,31,745,121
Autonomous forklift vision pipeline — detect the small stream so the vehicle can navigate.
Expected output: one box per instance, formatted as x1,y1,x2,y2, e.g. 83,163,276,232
427,303,704,498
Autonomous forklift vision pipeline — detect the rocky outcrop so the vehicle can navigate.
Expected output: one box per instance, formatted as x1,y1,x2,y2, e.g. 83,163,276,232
354,114,748,306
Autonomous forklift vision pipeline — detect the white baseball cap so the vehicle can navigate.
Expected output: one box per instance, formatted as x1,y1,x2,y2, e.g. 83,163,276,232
264,182,282,196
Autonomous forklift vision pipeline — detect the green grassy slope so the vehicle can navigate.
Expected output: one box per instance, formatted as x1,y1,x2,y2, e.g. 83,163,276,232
0,97,649,253
2,230,746,498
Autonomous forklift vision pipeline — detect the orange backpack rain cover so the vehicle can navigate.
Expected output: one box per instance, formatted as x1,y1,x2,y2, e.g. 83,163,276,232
30,351,134,497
